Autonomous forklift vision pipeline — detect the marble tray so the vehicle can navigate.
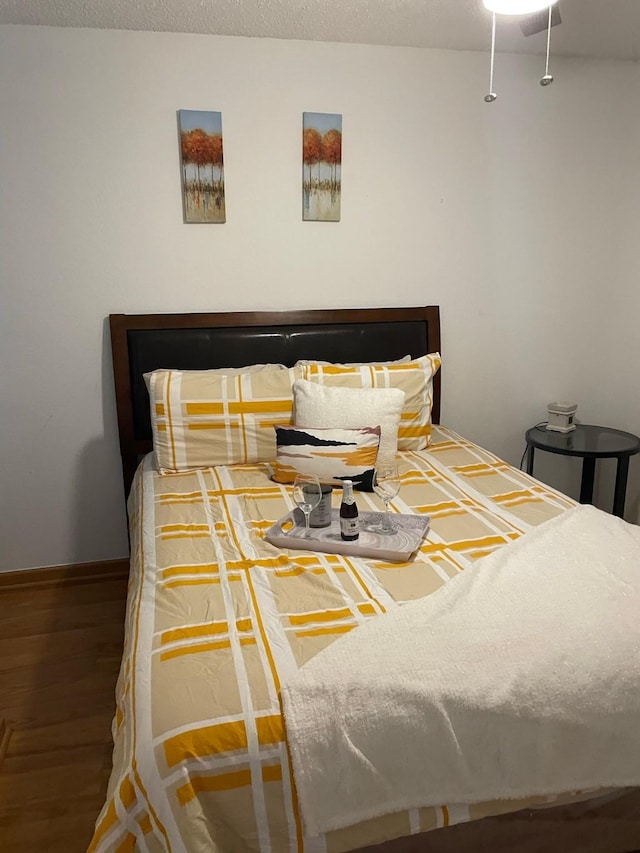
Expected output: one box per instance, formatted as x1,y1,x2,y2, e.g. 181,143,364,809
264,508,430,563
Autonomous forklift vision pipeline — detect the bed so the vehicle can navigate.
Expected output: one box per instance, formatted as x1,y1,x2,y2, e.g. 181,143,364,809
91,306,640,853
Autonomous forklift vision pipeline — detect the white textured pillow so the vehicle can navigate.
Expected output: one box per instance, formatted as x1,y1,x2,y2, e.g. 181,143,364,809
293,379,405,470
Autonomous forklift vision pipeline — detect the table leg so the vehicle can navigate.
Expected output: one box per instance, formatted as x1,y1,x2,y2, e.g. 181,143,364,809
579,457,596,504
612,456,630,518
526,445,535,475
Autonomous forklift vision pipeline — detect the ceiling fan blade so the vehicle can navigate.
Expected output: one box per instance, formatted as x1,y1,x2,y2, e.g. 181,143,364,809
520,4,561,36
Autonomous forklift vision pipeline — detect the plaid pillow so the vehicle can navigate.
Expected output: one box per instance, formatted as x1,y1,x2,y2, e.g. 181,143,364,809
147,366,303,473
301,354,441,449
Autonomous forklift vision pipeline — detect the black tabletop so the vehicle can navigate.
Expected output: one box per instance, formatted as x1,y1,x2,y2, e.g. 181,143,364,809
526,424,640,459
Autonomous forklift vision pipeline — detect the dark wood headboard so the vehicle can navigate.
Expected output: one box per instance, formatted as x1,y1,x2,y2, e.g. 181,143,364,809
110,306,441,496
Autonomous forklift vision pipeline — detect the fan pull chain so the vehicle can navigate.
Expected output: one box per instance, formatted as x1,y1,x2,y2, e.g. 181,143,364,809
540,4,554,86
484,11,498,102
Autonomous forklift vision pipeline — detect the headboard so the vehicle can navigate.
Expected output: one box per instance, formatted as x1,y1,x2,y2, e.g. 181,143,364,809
110,306,441,495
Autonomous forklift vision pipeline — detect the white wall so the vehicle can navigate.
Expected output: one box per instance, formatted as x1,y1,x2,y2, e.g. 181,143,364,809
1,25,638,571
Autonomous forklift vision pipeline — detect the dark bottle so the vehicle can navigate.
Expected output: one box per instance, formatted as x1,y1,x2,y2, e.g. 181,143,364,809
309,484,333,528
340,480,359,541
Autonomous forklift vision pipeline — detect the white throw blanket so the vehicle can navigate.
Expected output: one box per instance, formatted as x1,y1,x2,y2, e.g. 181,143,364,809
280,505,640,836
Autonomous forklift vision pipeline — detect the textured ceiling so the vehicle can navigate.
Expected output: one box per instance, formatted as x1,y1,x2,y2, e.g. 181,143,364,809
1,0,639,61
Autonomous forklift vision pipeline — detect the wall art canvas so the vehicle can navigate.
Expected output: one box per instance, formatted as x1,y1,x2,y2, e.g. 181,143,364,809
303,112,342,222
178,109,226,223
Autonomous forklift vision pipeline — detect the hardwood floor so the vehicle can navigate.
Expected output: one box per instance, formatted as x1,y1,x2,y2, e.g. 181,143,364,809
0,566,129,853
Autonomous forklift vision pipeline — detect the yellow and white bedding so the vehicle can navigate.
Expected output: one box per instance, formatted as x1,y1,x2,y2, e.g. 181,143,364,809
89,425,594,853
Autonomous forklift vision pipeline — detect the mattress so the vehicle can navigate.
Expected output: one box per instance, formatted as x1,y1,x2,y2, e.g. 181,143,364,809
89,425,607,853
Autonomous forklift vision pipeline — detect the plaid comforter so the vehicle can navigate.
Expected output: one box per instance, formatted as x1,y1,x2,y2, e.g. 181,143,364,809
89,426,594,853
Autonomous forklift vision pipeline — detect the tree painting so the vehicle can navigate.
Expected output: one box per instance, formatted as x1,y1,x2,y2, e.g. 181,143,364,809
178,109,225,223
303,112,342,222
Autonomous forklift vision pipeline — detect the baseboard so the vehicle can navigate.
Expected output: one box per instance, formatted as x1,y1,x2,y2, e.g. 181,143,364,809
0,559,130,590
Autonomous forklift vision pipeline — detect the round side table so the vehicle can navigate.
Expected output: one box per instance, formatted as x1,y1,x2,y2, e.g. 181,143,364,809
525,423,640,518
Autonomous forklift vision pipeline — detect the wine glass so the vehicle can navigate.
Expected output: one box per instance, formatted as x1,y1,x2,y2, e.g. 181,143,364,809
373,463,401,534
292,473,322,538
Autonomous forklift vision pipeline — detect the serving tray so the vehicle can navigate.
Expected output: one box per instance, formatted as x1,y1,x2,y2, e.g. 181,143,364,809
264,509,430,563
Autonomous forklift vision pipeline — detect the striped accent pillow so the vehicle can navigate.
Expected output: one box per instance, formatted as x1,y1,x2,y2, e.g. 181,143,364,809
301,354,441,450
147,366,303,473
273,425,381,491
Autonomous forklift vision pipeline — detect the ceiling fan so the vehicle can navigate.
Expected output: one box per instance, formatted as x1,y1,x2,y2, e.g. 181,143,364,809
483,0,562,102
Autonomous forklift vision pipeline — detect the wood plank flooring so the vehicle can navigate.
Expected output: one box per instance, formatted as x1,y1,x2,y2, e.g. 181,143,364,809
0,572,129,853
